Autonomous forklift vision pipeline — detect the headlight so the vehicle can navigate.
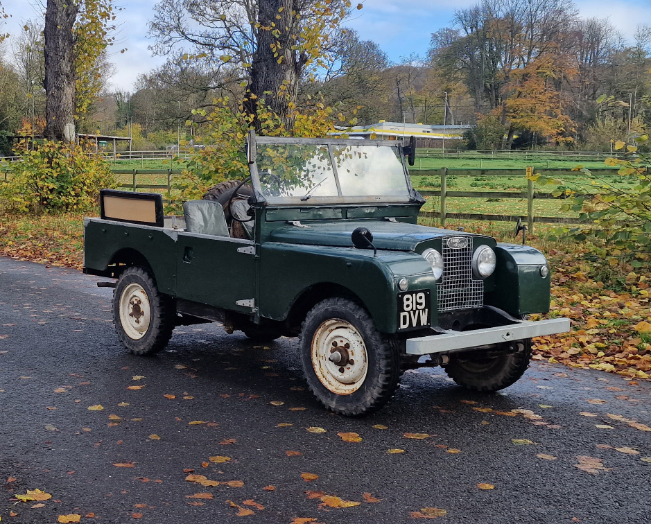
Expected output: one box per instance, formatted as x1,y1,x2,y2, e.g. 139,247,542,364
422,248,444,280
472,245,496,279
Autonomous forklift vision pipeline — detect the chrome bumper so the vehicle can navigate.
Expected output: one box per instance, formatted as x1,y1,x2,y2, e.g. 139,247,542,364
405,318,570,356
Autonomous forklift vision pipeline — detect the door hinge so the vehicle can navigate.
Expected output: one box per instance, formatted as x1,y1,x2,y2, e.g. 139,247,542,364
237,246,256,255
236,298,255,309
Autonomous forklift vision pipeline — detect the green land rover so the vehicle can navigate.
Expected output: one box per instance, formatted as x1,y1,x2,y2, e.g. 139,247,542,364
84,132,569,415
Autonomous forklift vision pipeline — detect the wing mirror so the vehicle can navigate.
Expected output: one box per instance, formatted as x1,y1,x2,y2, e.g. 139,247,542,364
403,136,416,166
515,218,527,245
351,227,377,257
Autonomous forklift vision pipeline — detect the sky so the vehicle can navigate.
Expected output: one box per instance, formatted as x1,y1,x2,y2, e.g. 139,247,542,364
2,0,650,92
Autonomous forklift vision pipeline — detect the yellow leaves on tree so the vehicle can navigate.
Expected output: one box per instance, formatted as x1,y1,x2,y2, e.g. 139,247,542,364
504,53,575,143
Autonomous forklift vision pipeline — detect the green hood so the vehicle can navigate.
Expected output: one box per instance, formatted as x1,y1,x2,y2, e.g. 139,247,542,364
267,221,479,252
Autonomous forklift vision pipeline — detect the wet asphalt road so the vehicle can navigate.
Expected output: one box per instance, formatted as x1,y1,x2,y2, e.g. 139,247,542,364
1,257,651,524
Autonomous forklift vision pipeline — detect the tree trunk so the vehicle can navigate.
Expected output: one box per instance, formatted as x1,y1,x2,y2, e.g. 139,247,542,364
44,0,78,142
248,0,300,131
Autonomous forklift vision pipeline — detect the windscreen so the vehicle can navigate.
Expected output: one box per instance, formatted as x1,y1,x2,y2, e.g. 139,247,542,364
256,144,339,199
331,145,411,198
256,142,410,202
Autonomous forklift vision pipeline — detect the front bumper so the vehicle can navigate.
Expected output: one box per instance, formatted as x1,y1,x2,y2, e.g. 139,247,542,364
406,317,570,356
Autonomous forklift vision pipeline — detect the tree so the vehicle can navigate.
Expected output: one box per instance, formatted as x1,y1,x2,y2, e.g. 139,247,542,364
44,0,116,141
44,0,78,141
149,0,356,127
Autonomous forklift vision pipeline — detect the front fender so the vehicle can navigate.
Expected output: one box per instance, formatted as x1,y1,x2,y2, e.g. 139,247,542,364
258,243,437,333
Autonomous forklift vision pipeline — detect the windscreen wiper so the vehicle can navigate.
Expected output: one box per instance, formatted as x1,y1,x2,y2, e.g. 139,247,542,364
300,177,328,201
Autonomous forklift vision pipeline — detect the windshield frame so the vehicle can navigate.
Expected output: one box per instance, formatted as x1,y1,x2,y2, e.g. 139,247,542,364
248,135,417,206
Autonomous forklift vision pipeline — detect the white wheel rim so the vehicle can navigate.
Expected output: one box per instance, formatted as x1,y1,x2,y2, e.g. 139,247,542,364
119,283,151,340
311,319,368,395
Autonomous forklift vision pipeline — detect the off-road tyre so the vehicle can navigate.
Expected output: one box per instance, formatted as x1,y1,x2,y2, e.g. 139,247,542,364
300,298,401,416
113,267,175,356
444,339,532,392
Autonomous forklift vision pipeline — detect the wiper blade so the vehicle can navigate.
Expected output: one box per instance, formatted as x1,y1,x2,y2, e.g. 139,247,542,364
300,176,327,201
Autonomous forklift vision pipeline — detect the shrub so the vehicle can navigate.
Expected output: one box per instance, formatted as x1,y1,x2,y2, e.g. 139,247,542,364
1,140,116,213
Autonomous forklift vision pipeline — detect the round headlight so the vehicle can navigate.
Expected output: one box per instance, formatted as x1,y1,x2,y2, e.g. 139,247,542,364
472,245,496,279
422,248,444,280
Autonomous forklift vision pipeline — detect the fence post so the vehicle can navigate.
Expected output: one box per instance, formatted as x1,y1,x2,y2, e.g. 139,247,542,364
133,170,137,192
526,166,534,234
167,170,172,198
441,167,447,228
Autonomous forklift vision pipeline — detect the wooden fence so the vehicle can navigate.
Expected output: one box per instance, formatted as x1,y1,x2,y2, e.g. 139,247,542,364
414,167,620,231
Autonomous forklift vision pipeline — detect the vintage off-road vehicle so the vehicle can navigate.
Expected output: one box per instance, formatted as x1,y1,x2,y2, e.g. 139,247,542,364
84,132,569,415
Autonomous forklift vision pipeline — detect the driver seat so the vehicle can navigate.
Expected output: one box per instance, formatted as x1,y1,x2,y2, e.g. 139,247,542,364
183,200,230,237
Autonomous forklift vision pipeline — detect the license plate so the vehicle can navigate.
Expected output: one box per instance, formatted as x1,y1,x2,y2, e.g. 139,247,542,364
397,290,431,332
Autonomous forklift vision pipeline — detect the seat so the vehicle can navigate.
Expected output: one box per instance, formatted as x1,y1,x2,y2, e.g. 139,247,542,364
183,200,230,237
230,199,254,239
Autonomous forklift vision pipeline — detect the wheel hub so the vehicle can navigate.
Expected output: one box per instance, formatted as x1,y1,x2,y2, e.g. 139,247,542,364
311,319,368,395
119,283,151,340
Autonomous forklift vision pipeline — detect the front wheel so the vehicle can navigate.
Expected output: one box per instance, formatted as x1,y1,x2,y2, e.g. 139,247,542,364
113,267,175,356
300,298,401,416
444,339,532,392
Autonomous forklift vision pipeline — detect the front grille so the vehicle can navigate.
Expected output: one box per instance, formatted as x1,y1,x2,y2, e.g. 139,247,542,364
437,236,483,312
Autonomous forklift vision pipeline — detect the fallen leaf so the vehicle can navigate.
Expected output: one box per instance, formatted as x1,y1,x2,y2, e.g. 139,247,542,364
127,385,145,390
118,402,129,407
290,519,319,524
387,449,405,454
134,504,147,508
306,427,326,434
220,439,237,445
270,401,284,406
186,493,213,499
175,364,186,369
319,495,361,508
113,462,135,468
132,375,145,381
263,485,275,491
198,479,220,487
579,412,598,417
225,480,244,488
641,457,651,463
289,407,306,411
595,425,614,429
16,489,52,502
338,432,362,442
363,492,381,503
404,433,429,440
446,448,461,454
410,507,447,519
148,434,160,440
276,423,293,428
305,491,325,499
44,424,58,431
372,424,388,430
477,483,494,490
88,405,104,411
58,515,81,523
301,473,319,482
132,513,143,519
286,451,303,457
85,513,96,518
615,447,639,455
243,499,265,510
209,456,231,463
163,394,176,400
512,439,535,445
226,500,255,516
472,407,493,413
188,421,206,425
537,454,557,460
460,400,477,405
185,474,207,482
587,399,607,405
108,414,121,421
575,456,610,474
54,388,67,394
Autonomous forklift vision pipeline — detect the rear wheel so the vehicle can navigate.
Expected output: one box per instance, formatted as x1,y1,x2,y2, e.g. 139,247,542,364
444,340,532,392
113,267,175,356
300,298,401,416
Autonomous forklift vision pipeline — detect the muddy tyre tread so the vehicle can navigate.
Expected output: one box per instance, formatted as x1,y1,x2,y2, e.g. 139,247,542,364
444,340,532,392
113,267,175,356
300,297,401,416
